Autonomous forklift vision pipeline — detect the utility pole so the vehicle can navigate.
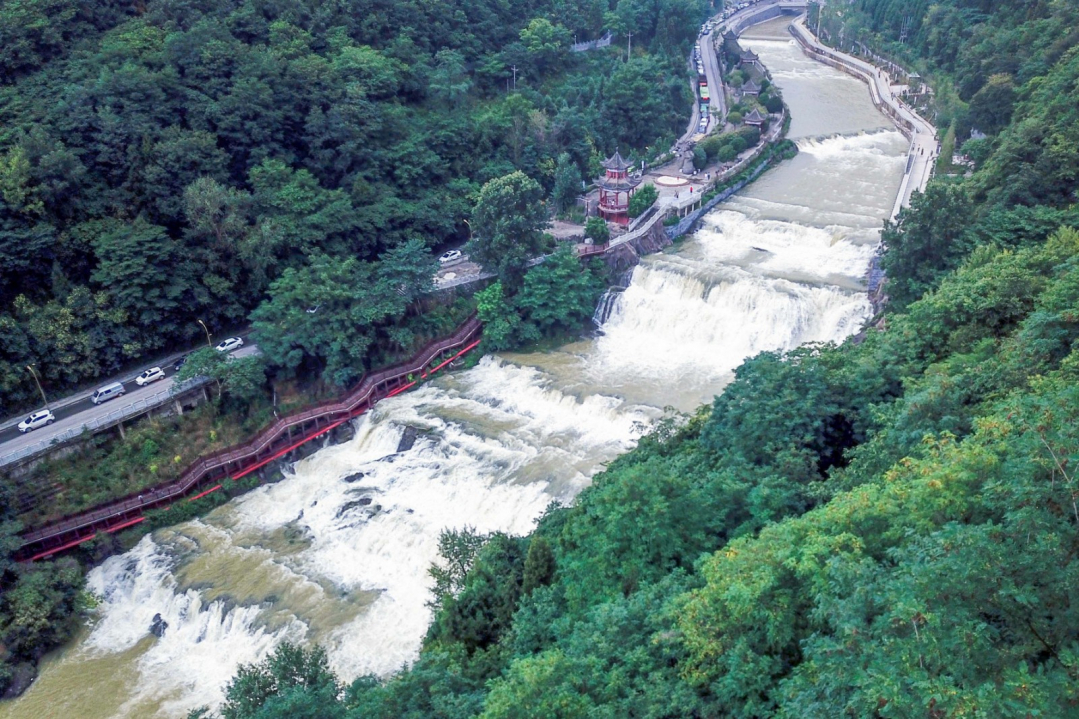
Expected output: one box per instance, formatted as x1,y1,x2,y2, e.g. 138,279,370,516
511,65,517,90
26,365,49,410
626,31,633,61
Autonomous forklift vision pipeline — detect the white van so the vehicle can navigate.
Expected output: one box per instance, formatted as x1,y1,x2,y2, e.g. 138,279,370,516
91,381,126,405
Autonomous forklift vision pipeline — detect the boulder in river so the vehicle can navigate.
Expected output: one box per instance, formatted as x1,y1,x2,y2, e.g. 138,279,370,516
335,497,377,520
396,426,421,453
149,613,169,638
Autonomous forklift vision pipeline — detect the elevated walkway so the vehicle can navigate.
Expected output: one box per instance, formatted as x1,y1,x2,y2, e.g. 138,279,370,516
19,318,483,561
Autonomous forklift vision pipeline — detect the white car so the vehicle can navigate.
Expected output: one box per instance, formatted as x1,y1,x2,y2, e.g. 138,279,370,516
215,337,244,353
18,409,55,433
439,249,463,264
135,367,166,386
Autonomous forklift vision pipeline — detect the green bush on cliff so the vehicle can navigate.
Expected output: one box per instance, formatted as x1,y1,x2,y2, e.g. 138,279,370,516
476,244,607,351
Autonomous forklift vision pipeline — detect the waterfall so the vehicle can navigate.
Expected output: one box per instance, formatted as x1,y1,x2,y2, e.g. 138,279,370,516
0,19,911,719
592,288,625,327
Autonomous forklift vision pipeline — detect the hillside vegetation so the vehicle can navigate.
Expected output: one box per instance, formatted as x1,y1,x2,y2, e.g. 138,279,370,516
0,0,707,696
0,0,704,414
192,1,1079,717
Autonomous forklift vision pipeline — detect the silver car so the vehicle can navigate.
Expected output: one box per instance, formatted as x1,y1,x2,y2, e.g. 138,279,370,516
215,337,244,353
18,409,55,433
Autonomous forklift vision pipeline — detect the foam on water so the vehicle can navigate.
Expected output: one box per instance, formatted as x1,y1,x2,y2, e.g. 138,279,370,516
0,16,907,719
66,357,650,716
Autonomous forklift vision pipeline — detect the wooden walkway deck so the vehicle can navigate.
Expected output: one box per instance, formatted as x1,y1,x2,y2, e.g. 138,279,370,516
19,317,483,561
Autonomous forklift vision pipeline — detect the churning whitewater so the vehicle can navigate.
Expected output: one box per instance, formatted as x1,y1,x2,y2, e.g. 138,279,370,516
0,17,909,719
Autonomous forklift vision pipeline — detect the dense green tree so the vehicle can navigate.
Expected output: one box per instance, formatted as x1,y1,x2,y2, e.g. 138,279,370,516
550,152,581,214
519,18,571,75
217,643,341,719
475,281,529,351
521,536,556,594
89,218,195,341
881,182,973,309
583,216,609,244
174,347,266,403
691,145,707,169
251,240,434,385
515,244,605,336
967,73,1016,135
627,183,657,218
429,50,472,104
468,171,551,289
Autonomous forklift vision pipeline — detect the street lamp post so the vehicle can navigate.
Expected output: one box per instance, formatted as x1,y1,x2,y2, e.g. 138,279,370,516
26,365,49,410
463,219,474,241
197,319,212,349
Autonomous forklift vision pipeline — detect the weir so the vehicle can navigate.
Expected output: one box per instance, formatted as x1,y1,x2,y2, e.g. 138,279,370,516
0,16,912,719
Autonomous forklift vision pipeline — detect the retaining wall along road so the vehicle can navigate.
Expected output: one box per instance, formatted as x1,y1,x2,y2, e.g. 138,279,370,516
788,17,937,221
19,317,483,561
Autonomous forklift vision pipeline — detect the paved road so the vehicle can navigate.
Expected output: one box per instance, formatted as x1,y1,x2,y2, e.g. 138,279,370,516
675,0,793,153
700,25,726,133
1,246,481,464
0,341,259,461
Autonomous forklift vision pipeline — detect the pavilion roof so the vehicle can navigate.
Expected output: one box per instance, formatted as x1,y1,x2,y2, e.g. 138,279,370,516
601,150,632,172
740,49,759,62
744,108,766,124
743,80,761,94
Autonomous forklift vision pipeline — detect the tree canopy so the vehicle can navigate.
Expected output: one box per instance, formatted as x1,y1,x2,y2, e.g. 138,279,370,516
0,0,702,416
192,2,1079,717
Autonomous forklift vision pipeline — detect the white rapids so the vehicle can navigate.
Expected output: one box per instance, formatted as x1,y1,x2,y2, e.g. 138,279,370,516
0,17,910,719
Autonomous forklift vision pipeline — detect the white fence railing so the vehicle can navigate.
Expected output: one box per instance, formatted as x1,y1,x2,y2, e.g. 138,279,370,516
571,32,613,52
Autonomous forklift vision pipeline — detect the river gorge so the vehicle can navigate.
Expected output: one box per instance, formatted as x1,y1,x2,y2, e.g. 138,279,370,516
1,17,909,718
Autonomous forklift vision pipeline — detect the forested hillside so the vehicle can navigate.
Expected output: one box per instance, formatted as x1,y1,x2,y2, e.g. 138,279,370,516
0,0,709,695
0,0,704,414
196,1,1079,717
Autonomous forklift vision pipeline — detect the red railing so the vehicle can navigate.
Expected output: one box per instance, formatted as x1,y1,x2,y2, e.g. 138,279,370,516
577,243,610,258
19,317,483,561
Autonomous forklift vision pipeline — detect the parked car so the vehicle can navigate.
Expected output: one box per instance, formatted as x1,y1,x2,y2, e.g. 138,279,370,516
18,409,54,433
135,367,166,386
91,382,125,405
439,249,463,264
215,336,244,353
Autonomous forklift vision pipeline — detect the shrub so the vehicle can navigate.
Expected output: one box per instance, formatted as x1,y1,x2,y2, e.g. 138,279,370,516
628,184,658,218
737,126,761,146
692,146,707,169
584,217,610,244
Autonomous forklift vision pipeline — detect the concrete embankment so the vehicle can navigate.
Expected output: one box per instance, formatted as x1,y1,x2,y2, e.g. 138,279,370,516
788,17,937,221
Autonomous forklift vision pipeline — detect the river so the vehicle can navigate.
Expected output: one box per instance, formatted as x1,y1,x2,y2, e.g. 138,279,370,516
0,17,908,719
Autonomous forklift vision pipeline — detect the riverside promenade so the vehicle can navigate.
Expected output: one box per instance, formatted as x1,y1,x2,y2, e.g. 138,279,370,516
789,16,936,220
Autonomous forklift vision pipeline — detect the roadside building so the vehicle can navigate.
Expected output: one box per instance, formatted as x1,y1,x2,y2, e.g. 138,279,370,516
739,49,760,70
744,108,766,127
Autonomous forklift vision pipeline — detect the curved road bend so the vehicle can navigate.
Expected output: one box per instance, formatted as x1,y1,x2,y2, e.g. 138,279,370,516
676,0,794,150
